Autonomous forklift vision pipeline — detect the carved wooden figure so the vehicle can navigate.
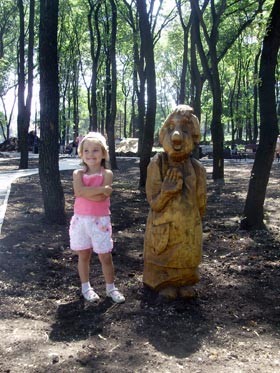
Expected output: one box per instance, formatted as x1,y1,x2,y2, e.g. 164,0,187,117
143,105,207,300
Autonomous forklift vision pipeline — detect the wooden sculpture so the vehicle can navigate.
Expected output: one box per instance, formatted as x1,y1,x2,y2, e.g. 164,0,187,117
143,105,207,300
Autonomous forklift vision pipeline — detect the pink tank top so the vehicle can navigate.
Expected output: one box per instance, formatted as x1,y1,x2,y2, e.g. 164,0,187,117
74,170,111,216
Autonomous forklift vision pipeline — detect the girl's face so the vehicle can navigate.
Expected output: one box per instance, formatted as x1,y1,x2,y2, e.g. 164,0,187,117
81,139,104,168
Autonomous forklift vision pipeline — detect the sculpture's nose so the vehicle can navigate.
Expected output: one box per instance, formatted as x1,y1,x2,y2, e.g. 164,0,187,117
171,130,182,149
171,130,181,141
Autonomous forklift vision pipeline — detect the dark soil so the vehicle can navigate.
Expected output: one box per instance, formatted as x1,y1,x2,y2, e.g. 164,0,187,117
0,155,280,373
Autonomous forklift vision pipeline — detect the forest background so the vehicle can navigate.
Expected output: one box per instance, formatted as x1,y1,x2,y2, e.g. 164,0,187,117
0,0,279,229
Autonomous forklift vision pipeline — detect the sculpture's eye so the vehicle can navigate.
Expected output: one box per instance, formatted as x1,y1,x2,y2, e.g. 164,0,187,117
181,125,189,134
168,123,175,131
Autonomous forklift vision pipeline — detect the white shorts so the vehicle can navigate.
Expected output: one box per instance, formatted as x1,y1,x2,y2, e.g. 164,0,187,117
69,215,113,254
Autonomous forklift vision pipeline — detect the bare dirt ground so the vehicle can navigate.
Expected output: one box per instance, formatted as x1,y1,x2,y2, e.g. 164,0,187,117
0,156,279,373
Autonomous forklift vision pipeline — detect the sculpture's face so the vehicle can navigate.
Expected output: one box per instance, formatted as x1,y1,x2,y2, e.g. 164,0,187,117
160,113,194,160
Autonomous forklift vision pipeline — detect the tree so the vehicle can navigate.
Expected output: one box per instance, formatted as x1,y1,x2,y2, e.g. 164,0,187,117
17,0,35,169
0,1,17,141
39,0,66,224
87,0,102,131
176,1,193,106
122,0,147,150
1,0,277,164
0,90,16,141
58,0,90,145
190,0,266,180
241,0,280,230
136,0,157,187
104,0,118,169
121,0,174,185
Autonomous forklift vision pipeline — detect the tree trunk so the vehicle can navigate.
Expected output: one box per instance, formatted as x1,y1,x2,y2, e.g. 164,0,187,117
88,2,101,131
104,0,118,170
253,48,261,143
241,0,280,230
190,0,224,180
39,0,66,225
137,0,157,187
60,73,69,148
229,71,238,145
177,2,191,105
190,24,204,122
17,0,34,170
123,1,145,149
211,88,224,179
72,61,79,139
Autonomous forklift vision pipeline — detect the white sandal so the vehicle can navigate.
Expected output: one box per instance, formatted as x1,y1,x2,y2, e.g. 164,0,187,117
106,288,125,303
82,288,100,302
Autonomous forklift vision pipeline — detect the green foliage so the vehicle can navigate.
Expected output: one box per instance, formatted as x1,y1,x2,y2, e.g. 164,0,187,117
0,1,18,96
0,0,279,145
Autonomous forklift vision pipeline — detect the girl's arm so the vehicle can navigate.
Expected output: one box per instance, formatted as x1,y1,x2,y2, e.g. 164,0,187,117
101,168,113,194
73,169,112,200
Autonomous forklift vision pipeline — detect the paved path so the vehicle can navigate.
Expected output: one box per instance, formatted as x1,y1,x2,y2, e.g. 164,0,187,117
0,155,80,235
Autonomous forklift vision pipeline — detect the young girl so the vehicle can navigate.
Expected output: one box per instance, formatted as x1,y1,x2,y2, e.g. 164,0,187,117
69,132,125,303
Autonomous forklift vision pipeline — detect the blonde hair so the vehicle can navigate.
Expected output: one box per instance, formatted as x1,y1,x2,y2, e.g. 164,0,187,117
78,132,110,170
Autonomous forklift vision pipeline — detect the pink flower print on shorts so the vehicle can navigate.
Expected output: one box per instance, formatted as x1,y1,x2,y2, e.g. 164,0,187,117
94,218,111,232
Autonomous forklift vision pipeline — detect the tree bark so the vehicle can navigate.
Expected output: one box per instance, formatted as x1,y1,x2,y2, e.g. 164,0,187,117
241,0,280,230
72,61,79,140
190,0,224,179
17,0,35,169
103,0,118,170
176,1,191,105
87,1,101,131
137,0,157,187
122,0,146,153
253,48,261,143
39,0,66,224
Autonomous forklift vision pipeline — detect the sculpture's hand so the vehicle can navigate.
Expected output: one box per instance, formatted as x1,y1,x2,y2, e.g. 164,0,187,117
161,168,183,195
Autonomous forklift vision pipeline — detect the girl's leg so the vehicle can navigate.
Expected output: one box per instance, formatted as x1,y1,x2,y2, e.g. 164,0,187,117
78,249,99,302
98,252,114,284
77,249,92,283
98,253,125,303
